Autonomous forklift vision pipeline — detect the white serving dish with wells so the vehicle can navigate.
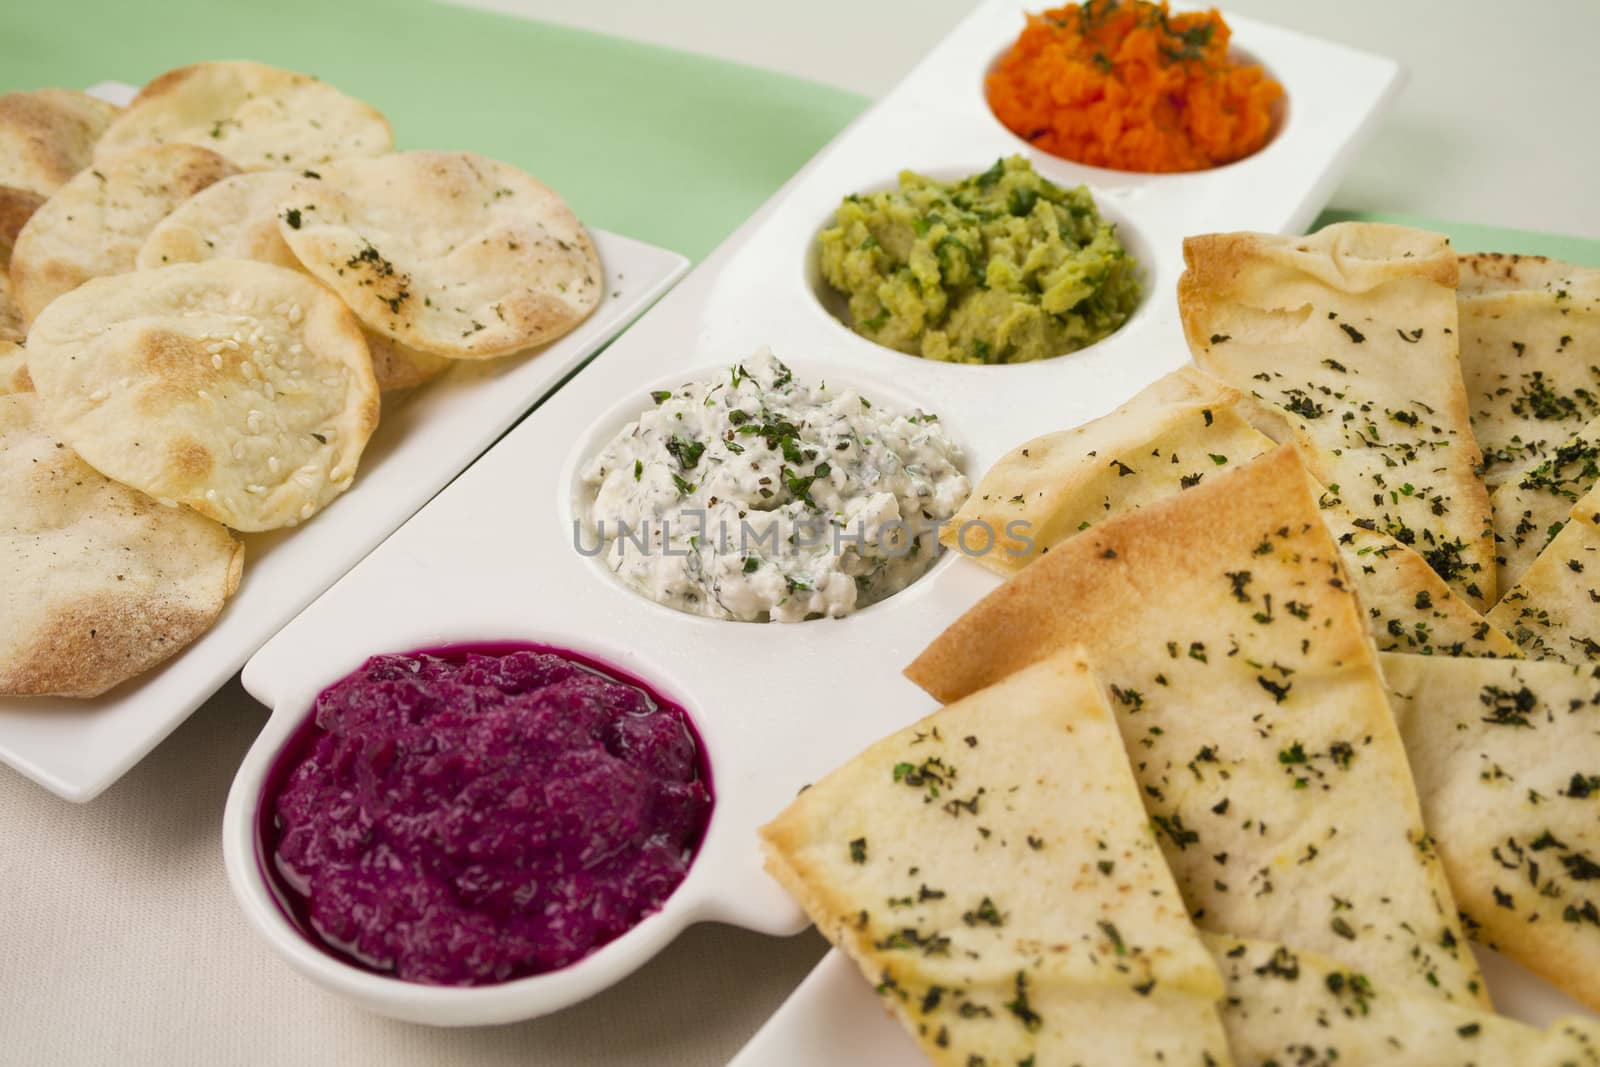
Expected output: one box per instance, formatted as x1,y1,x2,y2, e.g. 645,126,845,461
218,0,1498,1040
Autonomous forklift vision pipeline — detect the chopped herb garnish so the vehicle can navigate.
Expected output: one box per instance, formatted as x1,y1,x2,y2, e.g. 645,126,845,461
963,896,1004,927
665,434,706,470
1004,971,1042,1032
1152,813,1200,850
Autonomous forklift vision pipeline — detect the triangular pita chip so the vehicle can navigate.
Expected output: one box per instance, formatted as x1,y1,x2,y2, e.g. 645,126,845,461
1382,651,1600,1012
1208,933,1599,1065
939,366,1261,571
946,367,1515,658
1457,253,1600,487
1179,222,1496,609
1488,484,1600,662
1491,414,1600,593
762,648,1233,1066
907,446,1486,1005
1318,499,1516,658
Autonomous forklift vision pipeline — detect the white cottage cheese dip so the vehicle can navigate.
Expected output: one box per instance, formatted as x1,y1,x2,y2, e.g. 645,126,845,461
579,350,969,622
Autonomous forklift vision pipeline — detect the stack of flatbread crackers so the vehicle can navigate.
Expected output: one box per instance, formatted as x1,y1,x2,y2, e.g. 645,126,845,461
761,222,1600,1063
1,61,602,698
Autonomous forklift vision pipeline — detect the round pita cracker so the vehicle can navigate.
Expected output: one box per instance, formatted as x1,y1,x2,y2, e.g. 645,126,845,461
137,170,448,390
0,345,27,396
136,169,303,271
26,260,379,532
95,61,393,173
0,392,243,698
0,273,29,395
0,88,122,195
361,331,451,391
9,142,238,325
277,150,601,359
0,185,44,269
1,89,123,270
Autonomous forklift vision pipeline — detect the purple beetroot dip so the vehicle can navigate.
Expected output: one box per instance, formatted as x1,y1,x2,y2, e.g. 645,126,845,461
260,644,713,986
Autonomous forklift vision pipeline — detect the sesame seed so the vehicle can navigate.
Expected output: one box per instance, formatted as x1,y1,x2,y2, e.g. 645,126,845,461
246,411,263,433
299,502,315,519
205,489,218,501
88,388,108,401
211,354,223,369
289,344,304,356
263,381,276,400
288,304,303,324
246,484,266,495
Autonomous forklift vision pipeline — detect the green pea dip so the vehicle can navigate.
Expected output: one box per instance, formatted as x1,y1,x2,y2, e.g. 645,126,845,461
817,156,1141,364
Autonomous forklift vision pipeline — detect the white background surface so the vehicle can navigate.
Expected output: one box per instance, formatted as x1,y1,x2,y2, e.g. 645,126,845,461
458,0,1600,239
3,3,1596,1066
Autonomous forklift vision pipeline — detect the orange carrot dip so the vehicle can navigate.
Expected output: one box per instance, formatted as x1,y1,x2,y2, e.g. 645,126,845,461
986,1,1284,173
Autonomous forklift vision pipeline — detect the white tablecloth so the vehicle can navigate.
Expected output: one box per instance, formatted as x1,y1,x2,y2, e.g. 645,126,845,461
2,678,831,1063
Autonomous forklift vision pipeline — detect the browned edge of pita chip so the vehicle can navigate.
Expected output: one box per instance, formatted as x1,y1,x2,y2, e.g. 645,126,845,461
0,185,45,267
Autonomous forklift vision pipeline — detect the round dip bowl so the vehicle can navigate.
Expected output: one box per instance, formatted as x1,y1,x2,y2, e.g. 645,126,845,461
802,162,1155,366
980,34,1291,178
222,635,727,1026
565,354,976,625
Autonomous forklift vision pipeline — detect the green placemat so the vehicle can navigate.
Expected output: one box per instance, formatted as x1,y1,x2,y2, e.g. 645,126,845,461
1,0,863,262
1316,209,1600,266
4,0,1596,267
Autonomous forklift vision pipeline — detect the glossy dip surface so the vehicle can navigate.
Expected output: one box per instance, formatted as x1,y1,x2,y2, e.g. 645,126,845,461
259,644,713,986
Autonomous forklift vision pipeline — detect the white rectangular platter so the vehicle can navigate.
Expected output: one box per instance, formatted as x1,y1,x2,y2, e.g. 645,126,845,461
0,91,689,801
222,0,1597,1045
732,942,1595,1067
